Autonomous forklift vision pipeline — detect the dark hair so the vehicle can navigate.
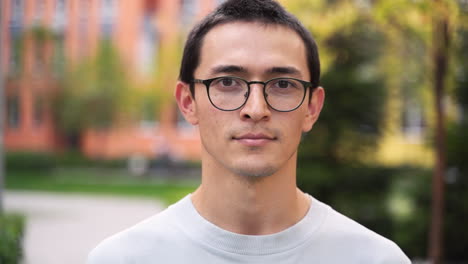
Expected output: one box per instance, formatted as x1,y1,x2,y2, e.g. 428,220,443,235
179,0,320,95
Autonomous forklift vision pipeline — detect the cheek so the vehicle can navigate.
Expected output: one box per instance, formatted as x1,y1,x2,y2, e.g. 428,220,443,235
197,107,227,140
278,115,306,145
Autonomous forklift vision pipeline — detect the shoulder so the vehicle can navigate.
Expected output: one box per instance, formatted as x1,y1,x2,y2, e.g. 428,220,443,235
87,197,189,264
313,199,411,263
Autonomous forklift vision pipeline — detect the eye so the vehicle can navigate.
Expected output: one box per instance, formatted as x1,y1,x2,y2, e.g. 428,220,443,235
271,79,297,89
211,77,244,92
277,80,291,89
220,78,235,86
266,79,302,95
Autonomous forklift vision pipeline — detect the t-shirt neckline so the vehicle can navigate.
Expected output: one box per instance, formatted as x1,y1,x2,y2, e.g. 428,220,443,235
173,194,328,256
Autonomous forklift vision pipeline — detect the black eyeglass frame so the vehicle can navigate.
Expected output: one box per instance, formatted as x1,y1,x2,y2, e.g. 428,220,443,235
192,76,314,112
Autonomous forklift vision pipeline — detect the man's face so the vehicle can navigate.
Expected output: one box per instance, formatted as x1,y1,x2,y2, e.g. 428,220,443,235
177,21,324,178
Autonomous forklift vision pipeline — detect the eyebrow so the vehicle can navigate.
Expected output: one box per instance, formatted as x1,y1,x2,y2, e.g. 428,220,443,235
210,65,247,75
266,66,301,77
209,65,302,77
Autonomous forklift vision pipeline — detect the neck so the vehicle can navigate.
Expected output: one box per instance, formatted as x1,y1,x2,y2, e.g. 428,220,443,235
191,151,310,235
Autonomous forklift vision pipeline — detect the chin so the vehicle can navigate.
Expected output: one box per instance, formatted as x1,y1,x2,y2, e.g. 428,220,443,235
231,163,277,179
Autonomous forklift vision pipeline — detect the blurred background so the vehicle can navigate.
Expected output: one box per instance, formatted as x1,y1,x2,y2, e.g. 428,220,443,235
0,0,467,263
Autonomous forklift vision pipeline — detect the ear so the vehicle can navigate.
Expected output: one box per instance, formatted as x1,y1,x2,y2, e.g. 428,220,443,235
175,81,199,125
302,86,325,132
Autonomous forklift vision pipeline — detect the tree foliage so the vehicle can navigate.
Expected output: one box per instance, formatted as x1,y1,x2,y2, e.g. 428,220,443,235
284,1,386,163
301,17,386,163
444,15,468,260
54,41,130,144
285,0,468,261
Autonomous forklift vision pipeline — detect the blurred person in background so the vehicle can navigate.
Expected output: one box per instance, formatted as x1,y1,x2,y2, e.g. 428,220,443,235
88,0,410,263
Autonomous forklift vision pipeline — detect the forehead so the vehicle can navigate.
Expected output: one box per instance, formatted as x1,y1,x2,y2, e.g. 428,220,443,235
196,21,309,79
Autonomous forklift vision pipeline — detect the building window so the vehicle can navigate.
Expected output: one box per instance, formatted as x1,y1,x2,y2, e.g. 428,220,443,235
34,0,45,24
11,0,24,26
180,0,199,28
137,15,158,76
53,34,66,76
9,0,24,74
53,0,67,32
33,40,46,75
9,29,23,75
34,96,44,127
7,95,21,129
100,0,117,38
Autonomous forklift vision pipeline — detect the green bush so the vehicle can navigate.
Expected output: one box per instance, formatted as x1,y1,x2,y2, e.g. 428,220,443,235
55,151,126,168
5,151,127,171
298,162,468,261
6,151,56,171
297,163,398,237
0,213,25,264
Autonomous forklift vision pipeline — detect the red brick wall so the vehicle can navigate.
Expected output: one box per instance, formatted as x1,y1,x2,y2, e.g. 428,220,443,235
2,0,207,161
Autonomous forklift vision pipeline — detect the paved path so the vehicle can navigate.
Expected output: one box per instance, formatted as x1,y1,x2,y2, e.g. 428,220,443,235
4,191,165,264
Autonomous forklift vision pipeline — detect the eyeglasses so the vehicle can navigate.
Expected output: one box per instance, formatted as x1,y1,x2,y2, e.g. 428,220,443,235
192,76,313,112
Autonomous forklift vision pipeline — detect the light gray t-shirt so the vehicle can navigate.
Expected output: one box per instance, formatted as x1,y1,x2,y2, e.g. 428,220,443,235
88,194,411,263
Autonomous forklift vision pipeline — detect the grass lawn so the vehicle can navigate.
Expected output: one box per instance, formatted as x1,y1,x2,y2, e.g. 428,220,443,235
5,168,199,205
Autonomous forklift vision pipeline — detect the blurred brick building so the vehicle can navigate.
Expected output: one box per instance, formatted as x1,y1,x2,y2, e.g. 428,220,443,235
1,0,222,161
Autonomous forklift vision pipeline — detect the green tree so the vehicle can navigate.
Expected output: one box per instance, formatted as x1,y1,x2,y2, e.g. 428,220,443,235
302,17,386,163
55,41,130,148
286,0,468,261
444,8,468,260
286,0,399,255
285,0,386,164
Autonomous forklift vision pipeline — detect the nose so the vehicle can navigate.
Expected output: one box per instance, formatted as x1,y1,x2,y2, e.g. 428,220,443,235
239,84,271,122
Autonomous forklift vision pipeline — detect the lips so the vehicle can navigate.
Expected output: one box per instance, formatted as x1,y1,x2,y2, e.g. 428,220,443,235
233,133,276,147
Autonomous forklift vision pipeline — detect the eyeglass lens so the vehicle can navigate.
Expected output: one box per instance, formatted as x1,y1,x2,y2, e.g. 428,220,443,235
208,77,305,111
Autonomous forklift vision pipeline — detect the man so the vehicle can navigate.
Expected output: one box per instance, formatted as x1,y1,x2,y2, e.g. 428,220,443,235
88,0,411,263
